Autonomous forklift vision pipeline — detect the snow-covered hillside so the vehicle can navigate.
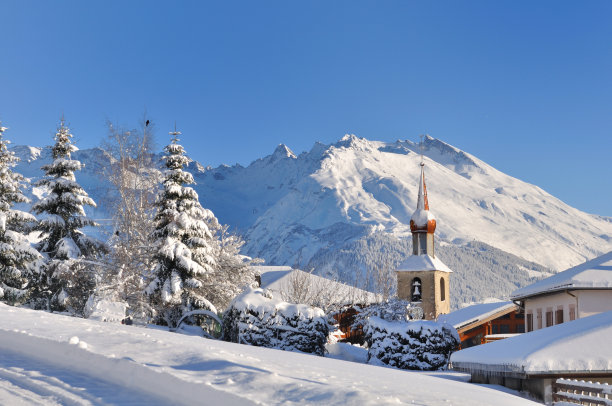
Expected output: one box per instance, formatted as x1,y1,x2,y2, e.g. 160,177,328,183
11,135,612,306
218,135,609,271
0,303,540,405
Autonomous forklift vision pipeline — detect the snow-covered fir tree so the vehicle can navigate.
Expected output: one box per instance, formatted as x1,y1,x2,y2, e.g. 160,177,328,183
31,118,106,314
147,129,220,327
0,124,41,304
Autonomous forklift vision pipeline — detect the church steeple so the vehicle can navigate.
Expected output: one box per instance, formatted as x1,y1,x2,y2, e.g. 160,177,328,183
395,143,451,320
409,162,437,257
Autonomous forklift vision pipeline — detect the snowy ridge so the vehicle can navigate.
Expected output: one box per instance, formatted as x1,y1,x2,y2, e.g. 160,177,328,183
192,134,611,273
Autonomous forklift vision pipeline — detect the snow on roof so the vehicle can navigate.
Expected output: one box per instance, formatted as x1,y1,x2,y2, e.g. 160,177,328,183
253,266,293,286
451,310,612,374
253,266,380,305
438,301,517,330
511,251,612,299
410,208,436,228
397,254,453,273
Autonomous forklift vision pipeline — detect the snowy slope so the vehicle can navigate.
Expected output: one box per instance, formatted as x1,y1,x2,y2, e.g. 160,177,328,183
0,303,540,405
10,135,612,306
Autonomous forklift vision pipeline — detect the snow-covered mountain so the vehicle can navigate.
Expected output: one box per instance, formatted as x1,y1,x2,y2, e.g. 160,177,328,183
11,135,612,307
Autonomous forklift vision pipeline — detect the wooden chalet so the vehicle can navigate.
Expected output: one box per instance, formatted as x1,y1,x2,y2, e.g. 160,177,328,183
438,301,524,348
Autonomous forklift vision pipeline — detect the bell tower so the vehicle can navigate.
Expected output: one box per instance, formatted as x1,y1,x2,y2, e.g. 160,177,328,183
396,145,452,320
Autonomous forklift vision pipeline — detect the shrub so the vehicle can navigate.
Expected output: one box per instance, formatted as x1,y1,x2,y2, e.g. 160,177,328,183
365,316,459,370
222,287,329,356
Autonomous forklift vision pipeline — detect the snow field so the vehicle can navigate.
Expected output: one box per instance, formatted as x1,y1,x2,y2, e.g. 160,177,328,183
0,304,541,405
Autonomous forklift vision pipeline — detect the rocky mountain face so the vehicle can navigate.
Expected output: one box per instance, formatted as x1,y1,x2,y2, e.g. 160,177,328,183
12,135,612,307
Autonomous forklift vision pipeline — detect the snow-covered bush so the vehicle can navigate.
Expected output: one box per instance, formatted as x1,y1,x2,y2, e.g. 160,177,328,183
222,287,329,356
353,298,423,327
84,296,128,323
364,316,459,370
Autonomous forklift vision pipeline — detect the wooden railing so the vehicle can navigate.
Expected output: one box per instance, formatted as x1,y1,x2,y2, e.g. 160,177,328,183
553,379,612,406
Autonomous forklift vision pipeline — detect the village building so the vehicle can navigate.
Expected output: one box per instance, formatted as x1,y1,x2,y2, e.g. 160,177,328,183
511,251,612,332
396,161,452,320
450,309,612,403
438,301,524,348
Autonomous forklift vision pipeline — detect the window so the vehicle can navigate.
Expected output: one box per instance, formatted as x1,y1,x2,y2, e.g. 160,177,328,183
569,304,576,321
415,234,427,255
556,306,564,325
500,324,510,334
526,312,533,332
440,278,445,301
546,308,553,327
411,278,422,302
536,309,542,329
517,323,525,333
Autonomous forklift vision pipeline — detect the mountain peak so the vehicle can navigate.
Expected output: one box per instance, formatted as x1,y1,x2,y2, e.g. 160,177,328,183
272,144,297,160
10,145,43,163
334,134,372,151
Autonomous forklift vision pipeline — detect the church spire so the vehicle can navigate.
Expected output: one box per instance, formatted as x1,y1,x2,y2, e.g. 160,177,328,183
416,162,429,211
410,159,437,256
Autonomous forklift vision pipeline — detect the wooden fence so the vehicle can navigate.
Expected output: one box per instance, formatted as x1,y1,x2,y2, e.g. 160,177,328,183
553,379,612,406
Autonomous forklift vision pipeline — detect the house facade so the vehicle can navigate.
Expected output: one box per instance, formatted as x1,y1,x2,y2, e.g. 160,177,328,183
511,251,612,332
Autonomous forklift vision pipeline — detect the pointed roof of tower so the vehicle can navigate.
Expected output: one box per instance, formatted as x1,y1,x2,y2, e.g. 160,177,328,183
416,162,429,211
410,162,437,233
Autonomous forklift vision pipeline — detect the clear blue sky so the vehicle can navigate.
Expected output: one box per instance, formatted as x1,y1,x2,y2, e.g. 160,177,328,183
2,1,611,216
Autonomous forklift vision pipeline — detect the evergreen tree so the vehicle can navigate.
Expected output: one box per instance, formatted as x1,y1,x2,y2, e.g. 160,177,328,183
147,129,219,327
0,124,41,304
31,118,106,313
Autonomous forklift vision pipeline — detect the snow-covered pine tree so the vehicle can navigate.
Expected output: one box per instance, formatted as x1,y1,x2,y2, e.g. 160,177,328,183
0,124,41,304
31,118,106,314
147,129,219,328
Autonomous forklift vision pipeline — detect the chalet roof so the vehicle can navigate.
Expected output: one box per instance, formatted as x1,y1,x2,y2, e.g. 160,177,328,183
438,301,517,332
252,266,380,305
397,254,453,273
451,309,612,375
511,251,612,299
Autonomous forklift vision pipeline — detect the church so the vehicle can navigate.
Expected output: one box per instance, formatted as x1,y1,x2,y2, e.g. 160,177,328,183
396,160,452,320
